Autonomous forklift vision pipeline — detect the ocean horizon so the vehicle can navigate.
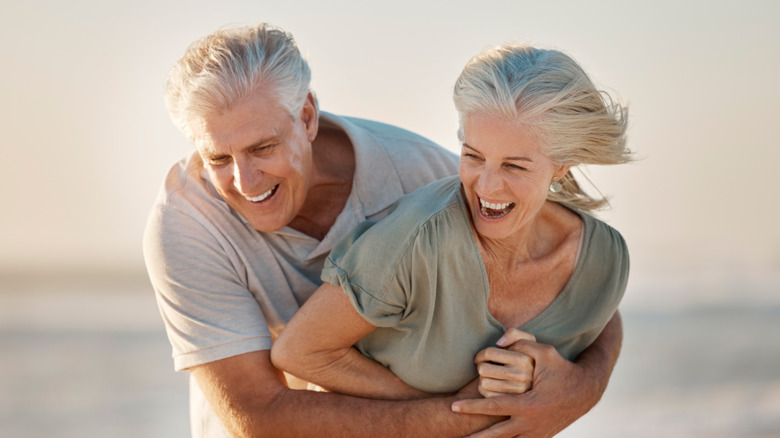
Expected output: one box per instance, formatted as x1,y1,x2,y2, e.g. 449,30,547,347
1,269,778,437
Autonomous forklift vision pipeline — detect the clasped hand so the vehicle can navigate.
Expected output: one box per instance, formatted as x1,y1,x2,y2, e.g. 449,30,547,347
453,328,588,438
475,328,536,398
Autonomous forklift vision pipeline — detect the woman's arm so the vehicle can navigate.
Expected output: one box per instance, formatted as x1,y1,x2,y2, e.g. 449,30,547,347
271,282,429,400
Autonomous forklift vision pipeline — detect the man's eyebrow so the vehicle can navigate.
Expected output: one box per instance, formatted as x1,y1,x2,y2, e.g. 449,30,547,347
245,135,280,149
462,143,534,162
200,134,281,157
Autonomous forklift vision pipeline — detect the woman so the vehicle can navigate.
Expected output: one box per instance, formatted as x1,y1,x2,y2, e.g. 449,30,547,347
271,43,631,400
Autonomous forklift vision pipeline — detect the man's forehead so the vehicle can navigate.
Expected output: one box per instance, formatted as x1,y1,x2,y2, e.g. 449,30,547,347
192,110,291,153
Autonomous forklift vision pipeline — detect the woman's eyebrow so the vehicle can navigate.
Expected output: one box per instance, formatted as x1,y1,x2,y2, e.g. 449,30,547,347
462,143,533,162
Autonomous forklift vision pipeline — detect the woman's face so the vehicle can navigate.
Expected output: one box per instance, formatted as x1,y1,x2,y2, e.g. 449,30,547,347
459,113,567,241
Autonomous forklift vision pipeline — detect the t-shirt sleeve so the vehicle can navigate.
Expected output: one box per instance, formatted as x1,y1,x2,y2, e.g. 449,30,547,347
143,202,272,371
520,212,630,360
321,220,414,328
593,221,630,307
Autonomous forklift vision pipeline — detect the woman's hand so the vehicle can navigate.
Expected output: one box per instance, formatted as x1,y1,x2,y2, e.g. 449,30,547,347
473,328,536,397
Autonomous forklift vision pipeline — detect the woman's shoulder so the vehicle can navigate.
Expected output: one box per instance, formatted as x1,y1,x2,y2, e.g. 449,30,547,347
579,211,627,254
553,203,626,248
565,207,630,286
546,202,629,278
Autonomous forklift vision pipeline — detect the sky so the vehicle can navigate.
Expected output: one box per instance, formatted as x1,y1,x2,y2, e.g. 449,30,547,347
1,0,778,309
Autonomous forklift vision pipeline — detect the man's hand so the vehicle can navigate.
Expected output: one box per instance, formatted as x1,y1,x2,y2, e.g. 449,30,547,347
451,312,623,438
454,341,593,437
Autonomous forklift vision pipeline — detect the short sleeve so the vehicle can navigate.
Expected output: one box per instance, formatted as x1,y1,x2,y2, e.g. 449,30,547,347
321,220,411,328
143,202,272,371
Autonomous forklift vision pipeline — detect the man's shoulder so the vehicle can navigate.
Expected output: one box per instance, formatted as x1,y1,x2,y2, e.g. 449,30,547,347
322,112,458,196
147,152,244,240
332,113,454,158
340,115,438,144
363,177,463,245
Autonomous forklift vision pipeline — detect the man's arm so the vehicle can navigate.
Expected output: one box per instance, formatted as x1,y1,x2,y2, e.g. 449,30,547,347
452,310,623,438
191,350,497,438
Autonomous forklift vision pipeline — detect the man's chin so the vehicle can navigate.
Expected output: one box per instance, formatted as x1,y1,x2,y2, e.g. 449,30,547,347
248,217,287,233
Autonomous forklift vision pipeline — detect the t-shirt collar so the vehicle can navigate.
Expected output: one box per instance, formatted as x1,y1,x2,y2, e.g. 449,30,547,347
266,112,405,258
319,112,404,217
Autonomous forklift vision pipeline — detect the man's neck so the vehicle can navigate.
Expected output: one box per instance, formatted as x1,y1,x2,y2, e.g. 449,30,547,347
289,126,356,240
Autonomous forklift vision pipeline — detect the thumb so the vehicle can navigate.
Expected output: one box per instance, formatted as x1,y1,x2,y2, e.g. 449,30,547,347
452,393,526,416
496,327,536,348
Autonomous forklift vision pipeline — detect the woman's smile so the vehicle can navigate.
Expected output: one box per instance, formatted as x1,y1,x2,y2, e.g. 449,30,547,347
478,196,515,219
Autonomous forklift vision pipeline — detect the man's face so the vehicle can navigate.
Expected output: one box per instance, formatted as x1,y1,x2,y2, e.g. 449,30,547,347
191,89,318,233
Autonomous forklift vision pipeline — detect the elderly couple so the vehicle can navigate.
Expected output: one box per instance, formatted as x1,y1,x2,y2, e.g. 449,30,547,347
144,22,631,438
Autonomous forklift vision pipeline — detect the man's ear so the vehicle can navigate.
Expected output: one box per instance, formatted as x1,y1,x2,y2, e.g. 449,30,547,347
300,92,318,142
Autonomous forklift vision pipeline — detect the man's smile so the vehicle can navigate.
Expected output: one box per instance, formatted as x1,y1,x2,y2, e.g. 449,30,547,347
246,184,279,203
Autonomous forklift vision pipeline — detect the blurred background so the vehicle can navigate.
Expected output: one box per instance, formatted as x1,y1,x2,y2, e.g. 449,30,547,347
1,0,779,436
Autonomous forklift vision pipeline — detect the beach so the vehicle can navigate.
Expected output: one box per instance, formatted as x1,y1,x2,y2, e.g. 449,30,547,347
1,272,779,437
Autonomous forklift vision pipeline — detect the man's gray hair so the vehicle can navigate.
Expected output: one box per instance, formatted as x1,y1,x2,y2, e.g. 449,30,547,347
164,23,312,140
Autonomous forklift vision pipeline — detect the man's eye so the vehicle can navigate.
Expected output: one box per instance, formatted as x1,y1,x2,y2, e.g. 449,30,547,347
208,157,229,166
252,144,276,154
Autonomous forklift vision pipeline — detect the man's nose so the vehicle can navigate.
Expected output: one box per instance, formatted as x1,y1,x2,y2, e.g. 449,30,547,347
232,160,257,192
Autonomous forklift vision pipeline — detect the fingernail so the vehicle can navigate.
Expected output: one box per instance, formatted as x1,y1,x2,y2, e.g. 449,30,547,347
496,336,508,346
451,403,461,412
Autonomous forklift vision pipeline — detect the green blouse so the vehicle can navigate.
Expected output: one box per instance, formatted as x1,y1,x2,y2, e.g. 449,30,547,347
322,175,629,393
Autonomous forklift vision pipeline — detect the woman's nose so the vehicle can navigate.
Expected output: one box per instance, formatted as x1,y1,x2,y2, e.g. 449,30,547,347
477,169,502,195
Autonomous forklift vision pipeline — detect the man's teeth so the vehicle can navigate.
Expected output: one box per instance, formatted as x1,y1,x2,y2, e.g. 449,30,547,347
479,199,510,210
248,185,276,202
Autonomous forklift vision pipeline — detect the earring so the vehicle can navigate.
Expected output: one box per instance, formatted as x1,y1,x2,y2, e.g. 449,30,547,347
549,179,562,193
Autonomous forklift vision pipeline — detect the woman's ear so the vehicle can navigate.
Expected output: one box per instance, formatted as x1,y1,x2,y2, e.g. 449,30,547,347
554,164,571,181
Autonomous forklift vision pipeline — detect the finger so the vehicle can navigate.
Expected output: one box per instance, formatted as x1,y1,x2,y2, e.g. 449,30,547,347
477,357,533,397
478,386,503,398
452,394,518,416
475,346,534,368
477,362,533,391
479,375,532,395
505,339,560,365
476,361,509,378
496,327,536,347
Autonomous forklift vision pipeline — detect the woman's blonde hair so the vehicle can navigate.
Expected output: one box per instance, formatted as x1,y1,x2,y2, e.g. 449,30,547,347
453,43,630,211
164,23,312,141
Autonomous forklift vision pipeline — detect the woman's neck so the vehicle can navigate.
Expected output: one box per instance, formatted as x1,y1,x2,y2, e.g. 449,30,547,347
476,201,578,269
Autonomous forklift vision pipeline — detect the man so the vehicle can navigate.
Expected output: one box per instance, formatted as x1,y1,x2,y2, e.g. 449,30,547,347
144,23,623,437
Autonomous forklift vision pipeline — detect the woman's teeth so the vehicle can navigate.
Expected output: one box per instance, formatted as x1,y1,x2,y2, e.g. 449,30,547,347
479,198,514,219
480,199,510,210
